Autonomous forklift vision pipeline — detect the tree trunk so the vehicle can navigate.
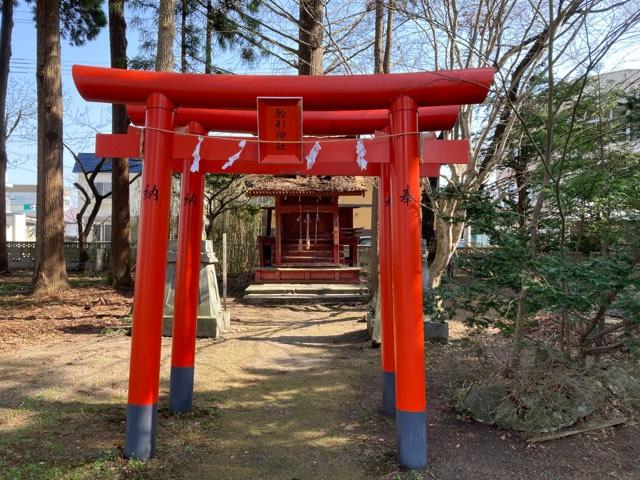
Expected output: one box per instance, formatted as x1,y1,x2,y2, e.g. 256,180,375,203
373,0,384,74
514,160,529,231
421,178,437,264
0,0,14,274
510,285,529,371
107,0,133,290
156,0,176,71
297,0,324,75
80,196,103,272
369,0,383,298
180,0,187,72
33,0,69,294
383,0,393,73
429,201,465,287
205,216,213,239
204,0,212,74
77,228,90,273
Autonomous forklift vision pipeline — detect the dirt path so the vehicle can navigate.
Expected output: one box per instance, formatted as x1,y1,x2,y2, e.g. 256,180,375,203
0,288,638,479
0,301,391,479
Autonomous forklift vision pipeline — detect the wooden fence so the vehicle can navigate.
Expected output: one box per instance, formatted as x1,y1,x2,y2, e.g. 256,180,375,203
209,210,262,273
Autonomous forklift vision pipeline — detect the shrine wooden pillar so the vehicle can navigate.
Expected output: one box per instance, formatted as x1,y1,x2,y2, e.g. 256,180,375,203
124,93,175,460
389,96,427,469
332,197,339,263
275,197,282,266
169,121,206,413
266,207,273,236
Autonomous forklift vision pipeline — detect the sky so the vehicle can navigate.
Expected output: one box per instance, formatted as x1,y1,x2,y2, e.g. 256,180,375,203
7,5,123,188
6,4,274,189
5,4,640,191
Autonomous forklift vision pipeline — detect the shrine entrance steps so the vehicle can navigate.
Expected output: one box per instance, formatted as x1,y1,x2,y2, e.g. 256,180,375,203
243,283,369,304
254,265,360,283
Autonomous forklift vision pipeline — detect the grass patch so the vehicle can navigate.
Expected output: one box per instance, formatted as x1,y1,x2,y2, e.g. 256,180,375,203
69,275,108,289
0,281,30,296
0,452,173,480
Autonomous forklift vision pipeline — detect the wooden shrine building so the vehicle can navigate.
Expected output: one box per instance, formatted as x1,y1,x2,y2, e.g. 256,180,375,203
245,175,366,284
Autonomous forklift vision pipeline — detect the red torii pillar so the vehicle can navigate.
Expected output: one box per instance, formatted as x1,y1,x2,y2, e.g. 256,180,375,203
389,96,427,468
169,122,206,413
124,93,175,460
378,159,396,417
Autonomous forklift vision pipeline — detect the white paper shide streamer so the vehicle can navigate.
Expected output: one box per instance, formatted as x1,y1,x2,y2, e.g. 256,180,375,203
222,140,247,170
190,135,204,173
356,138,367,171
305,141,322,170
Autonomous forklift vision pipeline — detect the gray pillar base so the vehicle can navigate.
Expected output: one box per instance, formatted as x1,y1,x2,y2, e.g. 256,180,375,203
124,403,158,460
382,371,396,417
170,366,194,413
396,410,428,470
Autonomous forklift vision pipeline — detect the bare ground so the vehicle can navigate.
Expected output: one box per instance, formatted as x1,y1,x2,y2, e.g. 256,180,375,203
0,274,638,480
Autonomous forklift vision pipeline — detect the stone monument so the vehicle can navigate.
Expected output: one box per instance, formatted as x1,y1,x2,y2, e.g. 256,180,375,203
163,239,230,338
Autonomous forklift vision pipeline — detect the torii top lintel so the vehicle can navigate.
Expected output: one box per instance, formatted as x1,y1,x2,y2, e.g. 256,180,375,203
72,65,495,111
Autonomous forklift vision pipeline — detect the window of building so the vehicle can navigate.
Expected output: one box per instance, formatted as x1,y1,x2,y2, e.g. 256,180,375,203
92,224,112,242
95,182,112,196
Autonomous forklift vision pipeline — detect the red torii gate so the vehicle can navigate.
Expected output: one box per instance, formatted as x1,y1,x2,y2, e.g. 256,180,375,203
73,65,494,470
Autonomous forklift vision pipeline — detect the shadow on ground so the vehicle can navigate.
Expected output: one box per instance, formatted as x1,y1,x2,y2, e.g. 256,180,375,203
0,306,395,480
0,302,638,480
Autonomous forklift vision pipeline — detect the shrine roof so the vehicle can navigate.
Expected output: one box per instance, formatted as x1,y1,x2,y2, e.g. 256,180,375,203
244,175,367,197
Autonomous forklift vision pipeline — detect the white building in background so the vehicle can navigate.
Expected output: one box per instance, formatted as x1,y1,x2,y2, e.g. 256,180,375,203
73,153,143,241
5,212,30,241
5,183,75,241
6,183,37,214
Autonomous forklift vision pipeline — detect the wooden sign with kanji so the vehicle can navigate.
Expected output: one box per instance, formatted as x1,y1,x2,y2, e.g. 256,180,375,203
257,97,303,164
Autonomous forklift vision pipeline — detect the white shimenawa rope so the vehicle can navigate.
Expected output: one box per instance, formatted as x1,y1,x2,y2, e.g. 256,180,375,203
305,141,322,170
222,140,247,170
356,138,368,171
190,135,204,172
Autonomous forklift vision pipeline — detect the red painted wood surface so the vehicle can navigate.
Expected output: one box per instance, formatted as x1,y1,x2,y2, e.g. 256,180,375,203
126,104,460,134
379,164,395,376
257,97,303,164
254,267,360,283
389,96,426,413
73,65,494,110
422,138,469,164
127,93,175,406
95,132,464,177
170,122,206,369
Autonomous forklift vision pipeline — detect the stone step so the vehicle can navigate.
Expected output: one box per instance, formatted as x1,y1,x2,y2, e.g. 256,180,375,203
281,248,333,254
283,240,332,244
243,282,369,304
282,252,333,262
244,283,369,296
243,293,369,305
278,262,342,267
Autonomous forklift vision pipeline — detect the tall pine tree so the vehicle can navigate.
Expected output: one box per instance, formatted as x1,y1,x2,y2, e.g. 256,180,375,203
108,0,132,290
33,0,105,294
